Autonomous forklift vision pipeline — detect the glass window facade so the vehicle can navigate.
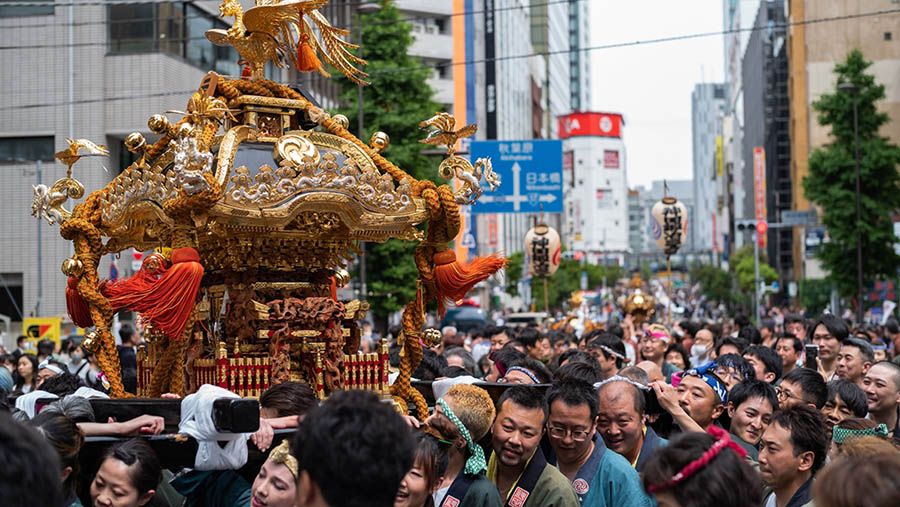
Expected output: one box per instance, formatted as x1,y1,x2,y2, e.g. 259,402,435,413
0,136,55,163
108,2,249,75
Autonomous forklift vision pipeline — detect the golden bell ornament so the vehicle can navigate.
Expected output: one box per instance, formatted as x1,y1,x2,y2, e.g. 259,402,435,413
148,114,172,134
61,257,84,277
81,331,99,353
370,132,389,153
332,114,349,129
423,328,442,347
334,269,350,288
124,132,147,154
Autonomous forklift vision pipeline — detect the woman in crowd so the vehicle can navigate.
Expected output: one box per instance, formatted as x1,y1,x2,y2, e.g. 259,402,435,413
642,425,762,507
90,438,161,507
14,353,38,394
31,412,85,507
395,432,444,507
664,343,690,371
250,439,300,507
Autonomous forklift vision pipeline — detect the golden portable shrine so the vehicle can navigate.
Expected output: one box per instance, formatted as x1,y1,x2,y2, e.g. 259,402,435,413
31,0,505,418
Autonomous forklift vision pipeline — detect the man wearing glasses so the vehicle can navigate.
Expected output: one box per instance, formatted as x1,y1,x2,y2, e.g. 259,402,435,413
545,380,651,506
777,367,828,410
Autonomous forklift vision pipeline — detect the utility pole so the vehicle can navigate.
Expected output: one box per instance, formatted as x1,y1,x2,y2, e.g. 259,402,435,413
753,230,761,325
35,159,42,317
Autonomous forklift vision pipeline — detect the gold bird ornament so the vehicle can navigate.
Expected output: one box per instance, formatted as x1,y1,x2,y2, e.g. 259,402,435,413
55,138,109,178
207,0,368,84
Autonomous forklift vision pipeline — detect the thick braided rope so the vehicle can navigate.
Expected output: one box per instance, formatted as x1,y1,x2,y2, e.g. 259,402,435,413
148,338,178,396
58,191,128,397
391,297,428,419
437,398,486,474
230,79,274,98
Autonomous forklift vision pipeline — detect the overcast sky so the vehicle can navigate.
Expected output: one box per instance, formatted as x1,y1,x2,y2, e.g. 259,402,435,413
589,0,726,190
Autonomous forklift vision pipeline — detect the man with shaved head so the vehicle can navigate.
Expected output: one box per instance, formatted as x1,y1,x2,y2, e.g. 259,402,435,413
635,361,664,383
862,361,900,446
595,377,667,472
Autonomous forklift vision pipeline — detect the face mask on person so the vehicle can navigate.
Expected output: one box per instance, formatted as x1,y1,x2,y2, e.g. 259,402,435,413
71,353,83,363
691,344,708,358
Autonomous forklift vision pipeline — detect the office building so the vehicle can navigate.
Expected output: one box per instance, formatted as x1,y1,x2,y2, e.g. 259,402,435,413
690,83,727,258
743,1,792,281
787,0,900,279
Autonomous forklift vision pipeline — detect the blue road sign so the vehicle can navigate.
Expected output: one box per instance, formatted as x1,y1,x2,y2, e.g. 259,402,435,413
469,140,563,214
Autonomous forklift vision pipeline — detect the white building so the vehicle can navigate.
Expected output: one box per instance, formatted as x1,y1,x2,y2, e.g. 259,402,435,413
395,0,454,107
558,112,629,265
691,83,726,257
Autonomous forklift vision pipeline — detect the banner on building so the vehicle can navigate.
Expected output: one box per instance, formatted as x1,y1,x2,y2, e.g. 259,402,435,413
23,316,61,347
753,146,767,247
715,136,723,177
712,213,718,253
596,188,613,208
563,150,574,187
603,150,619,169
558,112,623,139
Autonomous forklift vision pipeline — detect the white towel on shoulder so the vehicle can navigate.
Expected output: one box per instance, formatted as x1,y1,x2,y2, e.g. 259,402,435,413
178,384,250,470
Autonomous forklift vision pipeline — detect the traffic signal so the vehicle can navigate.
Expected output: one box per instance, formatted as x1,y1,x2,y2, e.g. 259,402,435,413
736,219,765,246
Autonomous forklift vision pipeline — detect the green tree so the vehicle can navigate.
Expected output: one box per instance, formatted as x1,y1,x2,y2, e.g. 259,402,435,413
505,251,525,297
336,2,443,324
692,264,735,306
803,50,900,299
728,245,778,311
798,279,832,316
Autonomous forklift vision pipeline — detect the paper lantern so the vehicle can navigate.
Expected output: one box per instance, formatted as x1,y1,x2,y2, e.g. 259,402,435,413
525,223,561,277
651,196,688,256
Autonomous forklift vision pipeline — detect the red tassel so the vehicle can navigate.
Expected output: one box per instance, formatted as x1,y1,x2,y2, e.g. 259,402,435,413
236,58,251,78
66,277,93,328
432,250,507,317
104,248,204,339
297,33,321,72
330,276,338,302
101,252,169,307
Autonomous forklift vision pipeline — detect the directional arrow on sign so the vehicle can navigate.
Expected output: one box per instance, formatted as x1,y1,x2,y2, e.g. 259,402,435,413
480,193,557,204
512,162,522,211
478,162,530,208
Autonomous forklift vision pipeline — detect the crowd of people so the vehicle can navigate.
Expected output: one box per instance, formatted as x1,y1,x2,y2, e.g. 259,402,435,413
2,312,900,506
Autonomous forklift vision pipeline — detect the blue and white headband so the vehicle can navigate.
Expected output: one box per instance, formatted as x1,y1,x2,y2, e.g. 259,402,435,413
685,362,728,405
504,366,540,384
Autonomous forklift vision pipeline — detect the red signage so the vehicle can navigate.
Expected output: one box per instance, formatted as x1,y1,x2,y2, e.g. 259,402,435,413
558,112,623,139
603,150,619,169
596,189,604,200
753,147,767,248
712,213,718,254
563,150,574,187
756,221,768,234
